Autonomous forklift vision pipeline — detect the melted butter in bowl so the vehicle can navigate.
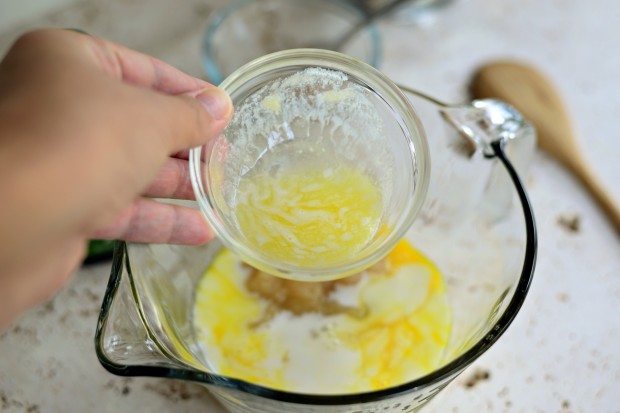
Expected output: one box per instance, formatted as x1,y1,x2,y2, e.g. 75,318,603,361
234,163,383,269
193,239,452,394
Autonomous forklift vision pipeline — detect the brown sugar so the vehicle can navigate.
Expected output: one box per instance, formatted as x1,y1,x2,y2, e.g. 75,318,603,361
245,259,391,322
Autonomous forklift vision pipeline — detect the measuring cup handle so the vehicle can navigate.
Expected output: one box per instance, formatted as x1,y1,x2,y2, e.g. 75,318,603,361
489,139,537,307
397,84,536,172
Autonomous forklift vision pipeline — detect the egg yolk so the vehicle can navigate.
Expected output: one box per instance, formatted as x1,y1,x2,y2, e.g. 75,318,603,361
193,239,452,394
233,164,382,268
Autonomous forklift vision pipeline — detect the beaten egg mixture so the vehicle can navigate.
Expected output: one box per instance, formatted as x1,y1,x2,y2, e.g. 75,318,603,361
193,240,451,394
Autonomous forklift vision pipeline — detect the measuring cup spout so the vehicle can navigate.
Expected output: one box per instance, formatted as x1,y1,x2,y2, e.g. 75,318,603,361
95,243,204,377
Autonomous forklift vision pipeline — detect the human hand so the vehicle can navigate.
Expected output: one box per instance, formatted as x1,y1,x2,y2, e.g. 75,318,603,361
0,29,233,329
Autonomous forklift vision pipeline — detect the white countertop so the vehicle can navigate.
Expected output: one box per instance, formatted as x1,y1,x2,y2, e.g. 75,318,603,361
1,0,619,412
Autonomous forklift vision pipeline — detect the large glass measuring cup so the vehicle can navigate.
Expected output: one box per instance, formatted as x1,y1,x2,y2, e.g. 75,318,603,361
95,50,536,413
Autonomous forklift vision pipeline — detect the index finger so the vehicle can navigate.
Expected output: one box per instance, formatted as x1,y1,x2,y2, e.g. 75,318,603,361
83,33,209,95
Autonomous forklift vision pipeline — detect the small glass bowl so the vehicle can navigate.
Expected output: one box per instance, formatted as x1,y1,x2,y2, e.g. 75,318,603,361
190,49,429,281
202,0,382,84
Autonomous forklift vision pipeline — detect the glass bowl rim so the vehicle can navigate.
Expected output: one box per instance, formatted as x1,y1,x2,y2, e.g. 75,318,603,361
190,48,430,281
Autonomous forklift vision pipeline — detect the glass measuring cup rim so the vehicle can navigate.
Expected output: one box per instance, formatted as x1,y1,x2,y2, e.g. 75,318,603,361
96,139,537,405
190,49,431,281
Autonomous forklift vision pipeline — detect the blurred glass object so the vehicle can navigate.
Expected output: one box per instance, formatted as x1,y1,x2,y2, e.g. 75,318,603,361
349,0,454,20
202,0,382,84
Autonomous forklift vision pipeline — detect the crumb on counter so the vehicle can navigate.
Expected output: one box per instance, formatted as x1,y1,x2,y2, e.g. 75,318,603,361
463,369,491,389
557,214,581,233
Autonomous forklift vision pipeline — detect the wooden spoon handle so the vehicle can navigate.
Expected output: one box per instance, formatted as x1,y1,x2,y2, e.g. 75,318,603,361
571,159,620,233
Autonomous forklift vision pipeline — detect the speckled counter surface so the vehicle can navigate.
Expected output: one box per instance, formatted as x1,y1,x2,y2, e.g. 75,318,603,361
0,0,619,412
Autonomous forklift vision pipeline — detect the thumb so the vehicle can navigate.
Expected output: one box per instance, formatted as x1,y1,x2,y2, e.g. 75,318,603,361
151,85,234,153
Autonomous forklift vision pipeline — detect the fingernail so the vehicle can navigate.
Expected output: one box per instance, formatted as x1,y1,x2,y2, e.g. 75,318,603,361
196,88,232,120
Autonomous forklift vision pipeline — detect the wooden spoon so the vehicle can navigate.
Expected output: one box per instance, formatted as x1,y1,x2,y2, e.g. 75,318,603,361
470,60,620,234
